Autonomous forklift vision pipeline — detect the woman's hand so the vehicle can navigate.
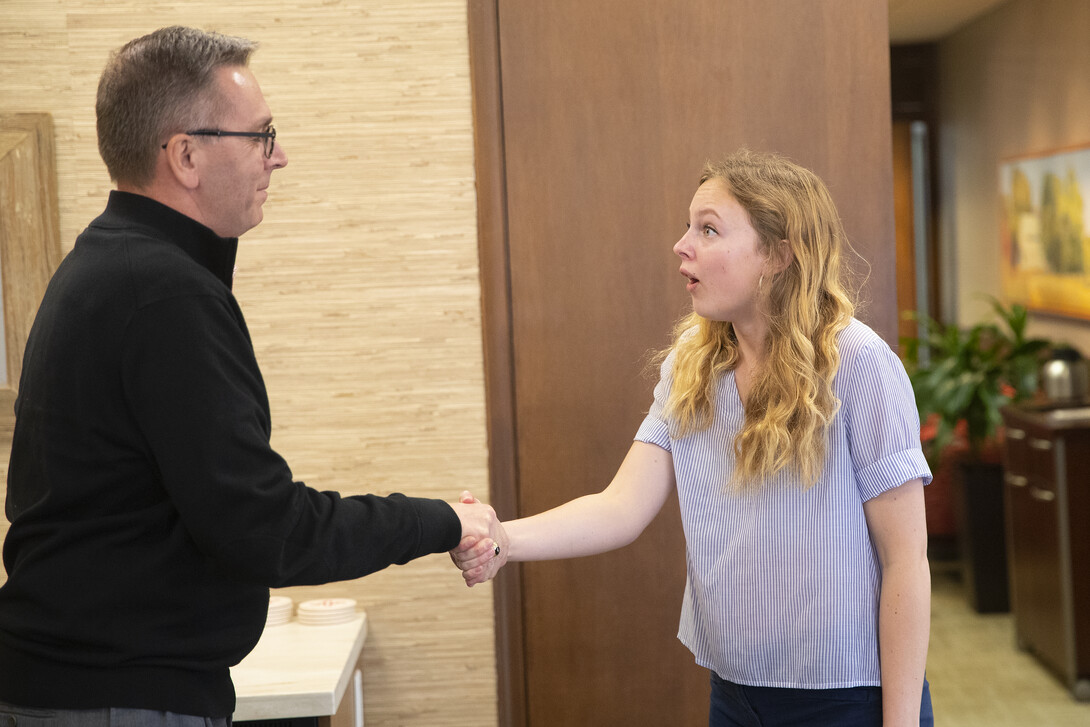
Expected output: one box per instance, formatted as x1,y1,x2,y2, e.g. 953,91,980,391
449,490,509,586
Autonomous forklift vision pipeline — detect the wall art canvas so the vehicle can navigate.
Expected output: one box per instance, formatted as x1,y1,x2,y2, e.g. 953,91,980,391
1000,145,1090,319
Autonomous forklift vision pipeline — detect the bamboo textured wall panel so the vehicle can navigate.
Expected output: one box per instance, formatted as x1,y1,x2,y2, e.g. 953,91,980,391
0,3,495,725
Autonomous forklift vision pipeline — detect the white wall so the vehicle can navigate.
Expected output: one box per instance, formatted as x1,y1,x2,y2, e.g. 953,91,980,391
939,0,1090,352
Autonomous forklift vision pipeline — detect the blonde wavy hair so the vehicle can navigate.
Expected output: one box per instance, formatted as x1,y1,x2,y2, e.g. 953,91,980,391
662,150,856,490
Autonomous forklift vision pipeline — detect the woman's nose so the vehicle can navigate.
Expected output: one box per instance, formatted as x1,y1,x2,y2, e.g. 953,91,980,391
673,234,692,259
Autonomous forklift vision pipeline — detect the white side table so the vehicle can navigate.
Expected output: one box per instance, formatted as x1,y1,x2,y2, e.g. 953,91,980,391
231,613,368,726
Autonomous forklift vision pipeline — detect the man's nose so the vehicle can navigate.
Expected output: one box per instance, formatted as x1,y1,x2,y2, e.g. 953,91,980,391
269,140,288,169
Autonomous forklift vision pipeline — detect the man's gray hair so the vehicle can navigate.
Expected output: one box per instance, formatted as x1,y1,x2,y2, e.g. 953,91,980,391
96,26,257,186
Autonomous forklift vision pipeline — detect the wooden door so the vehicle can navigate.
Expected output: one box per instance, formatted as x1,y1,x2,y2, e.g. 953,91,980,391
469,1,898,724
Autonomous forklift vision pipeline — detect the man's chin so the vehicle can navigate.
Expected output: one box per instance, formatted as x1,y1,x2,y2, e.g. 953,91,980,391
235,210,264,238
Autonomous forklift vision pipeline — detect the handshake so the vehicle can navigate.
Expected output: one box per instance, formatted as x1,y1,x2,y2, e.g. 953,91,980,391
449,490,509,587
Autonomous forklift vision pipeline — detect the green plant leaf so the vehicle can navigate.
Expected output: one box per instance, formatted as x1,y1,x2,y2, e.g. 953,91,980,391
902,298,1055,464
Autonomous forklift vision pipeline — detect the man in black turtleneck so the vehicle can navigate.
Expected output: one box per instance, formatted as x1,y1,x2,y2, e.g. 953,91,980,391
0,26,506,724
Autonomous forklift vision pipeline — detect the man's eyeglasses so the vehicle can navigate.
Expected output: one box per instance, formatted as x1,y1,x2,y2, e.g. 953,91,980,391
161,126,277,158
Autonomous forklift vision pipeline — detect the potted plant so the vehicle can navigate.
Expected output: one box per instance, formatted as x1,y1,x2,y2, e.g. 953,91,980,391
902,297,1051,462
901,297,1053,613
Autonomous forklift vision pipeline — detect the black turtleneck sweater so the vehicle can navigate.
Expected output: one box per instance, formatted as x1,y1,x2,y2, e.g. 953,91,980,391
0,191,461,716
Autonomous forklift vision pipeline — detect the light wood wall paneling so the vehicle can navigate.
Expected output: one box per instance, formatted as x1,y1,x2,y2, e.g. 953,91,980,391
0,3,496,725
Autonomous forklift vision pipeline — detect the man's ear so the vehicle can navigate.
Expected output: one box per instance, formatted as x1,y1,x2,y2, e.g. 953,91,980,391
162,134,200,190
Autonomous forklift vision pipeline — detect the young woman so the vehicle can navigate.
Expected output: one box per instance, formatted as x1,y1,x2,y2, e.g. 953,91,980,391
456,149,934,727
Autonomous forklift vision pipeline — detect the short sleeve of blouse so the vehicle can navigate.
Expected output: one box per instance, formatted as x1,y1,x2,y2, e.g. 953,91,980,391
634,351,674,451
839,328,933,501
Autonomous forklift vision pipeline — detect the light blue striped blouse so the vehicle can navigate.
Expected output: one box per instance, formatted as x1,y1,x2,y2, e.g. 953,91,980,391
635,317,932,689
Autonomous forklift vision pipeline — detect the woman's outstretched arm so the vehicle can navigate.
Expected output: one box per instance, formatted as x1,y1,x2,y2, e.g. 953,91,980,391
452,441,675,586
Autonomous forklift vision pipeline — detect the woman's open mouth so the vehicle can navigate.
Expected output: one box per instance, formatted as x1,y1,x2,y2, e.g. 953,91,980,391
681,268,699,291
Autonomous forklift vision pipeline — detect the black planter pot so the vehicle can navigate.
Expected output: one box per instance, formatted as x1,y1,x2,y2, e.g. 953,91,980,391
955,460,1010,613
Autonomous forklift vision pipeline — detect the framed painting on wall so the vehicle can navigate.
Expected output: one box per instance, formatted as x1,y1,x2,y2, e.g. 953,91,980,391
1000,144,1090,319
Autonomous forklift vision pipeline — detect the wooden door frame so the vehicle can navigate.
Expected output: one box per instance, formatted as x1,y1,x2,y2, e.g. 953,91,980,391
466,2,525,725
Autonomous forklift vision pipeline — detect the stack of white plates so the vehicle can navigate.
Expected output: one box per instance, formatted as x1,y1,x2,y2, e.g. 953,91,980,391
266,596,294,627
297,598,357,626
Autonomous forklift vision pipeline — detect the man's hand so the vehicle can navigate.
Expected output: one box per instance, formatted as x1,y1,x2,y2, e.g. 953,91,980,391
449,490,508,586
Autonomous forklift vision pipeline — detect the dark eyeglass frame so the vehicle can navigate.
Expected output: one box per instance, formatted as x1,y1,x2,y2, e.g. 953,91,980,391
161,126,276,158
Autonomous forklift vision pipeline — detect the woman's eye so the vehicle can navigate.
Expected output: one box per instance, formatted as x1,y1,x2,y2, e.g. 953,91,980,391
702,225,717,236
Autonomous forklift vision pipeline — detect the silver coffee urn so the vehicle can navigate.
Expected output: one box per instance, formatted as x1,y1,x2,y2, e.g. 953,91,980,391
1041,346,1089,403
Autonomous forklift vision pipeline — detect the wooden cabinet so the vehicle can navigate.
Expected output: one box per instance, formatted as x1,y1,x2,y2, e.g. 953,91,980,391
1001,406,1090,701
